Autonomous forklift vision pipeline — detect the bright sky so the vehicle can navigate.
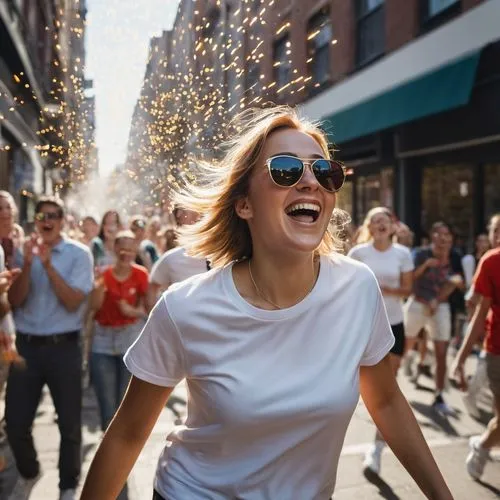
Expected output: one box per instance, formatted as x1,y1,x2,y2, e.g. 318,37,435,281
85,0,181,176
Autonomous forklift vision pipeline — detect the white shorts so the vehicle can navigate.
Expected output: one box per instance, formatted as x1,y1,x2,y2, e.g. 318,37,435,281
403,297,451,342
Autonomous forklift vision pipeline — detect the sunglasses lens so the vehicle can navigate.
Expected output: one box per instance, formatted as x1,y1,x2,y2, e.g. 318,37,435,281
312,160,345,192
268,156,304,187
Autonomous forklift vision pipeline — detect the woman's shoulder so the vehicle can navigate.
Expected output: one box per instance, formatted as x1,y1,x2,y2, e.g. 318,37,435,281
326,252,378,284
392,242,412,257
162,266,223,302
347,242,372,257
131,262,149,277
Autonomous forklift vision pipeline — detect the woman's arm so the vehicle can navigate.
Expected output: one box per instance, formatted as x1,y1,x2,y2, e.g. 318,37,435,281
451,296,491,389
360,355,453,500
81,376,174,499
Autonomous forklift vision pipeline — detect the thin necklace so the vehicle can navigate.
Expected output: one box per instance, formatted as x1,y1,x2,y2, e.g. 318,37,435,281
248,259,317,310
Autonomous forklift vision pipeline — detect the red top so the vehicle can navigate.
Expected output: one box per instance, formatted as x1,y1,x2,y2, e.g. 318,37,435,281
94,264,149,327
473,248,500,355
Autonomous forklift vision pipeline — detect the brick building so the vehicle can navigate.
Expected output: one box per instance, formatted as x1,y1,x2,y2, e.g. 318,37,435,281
130,0,499,249
263,0,499,248
0,0,90,220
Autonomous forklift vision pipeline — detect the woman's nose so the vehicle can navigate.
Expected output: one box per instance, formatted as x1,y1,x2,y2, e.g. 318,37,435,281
297,164,319,190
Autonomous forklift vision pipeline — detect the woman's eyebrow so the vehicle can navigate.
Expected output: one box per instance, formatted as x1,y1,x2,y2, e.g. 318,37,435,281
271,152,325,158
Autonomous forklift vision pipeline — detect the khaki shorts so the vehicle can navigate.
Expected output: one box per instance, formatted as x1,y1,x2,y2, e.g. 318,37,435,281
403,297,451,342
485,352,500,401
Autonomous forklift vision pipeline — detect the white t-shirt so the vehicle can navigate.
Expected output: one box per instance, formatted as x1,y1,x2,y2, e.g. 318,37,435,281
348,242,414,325
461,254,476,289
124,254,394,499
149,246,208,289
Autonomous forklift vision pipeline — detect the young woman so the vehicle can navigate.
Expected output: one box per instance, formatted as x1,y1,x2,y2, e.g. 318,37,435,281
88,230,150,431
452,213,500,480
91,210,123,269
348,207,414,476
81,107,452,500
79,215,100,247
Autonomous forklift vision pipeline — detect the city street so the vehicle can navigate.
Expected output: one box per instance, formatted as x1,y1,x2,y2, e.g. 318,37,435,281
1,355,498,500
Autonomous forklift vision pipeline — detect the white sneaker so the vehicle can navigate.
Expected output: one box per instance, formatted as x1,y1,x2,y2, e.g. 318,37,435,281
363,441,384,475
8,472,41,500
462,392,481,420
466,435,489,480
59,488,76,500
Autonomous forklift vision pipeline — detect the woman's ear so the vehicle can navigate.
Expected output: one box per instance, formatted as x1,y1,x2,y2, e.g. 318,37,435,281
235,197,253,220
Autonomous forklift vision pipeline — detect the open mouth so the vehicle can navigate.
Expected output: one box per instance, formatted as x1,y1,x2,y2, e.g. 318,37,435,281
285,202,321,223
42,224,54,233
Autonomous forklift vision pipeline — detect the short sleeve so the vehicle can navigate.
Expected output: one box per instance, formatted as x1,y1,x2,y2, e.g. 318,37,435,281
473,256,493,299
360,284,395,366
150,254,171,286
400,247,414,273
67,248,94,294
123,296,186,387
347,247,360,261
137,267,149,296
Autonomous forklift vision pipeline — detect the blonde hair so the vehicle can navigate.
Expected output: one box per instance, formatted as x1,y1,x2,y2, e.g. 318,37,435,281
489,213,500,229
356,207,393,244
0,191,18,220
177,106,347,267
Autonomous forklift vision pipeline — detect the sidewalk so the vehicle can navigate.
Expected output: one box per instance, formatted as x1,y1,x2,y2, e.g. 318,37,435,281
1,362,499,499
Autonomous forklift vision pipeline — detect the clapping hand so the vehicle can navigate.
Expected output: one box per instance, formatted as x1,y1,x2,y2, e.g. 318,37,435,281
0,268,21,294
38,243,51,268
23,234,38,265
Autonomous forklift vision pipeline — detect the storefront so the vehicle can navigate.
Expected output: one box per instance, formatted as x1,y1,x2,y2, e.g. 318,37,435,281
328,39,500,249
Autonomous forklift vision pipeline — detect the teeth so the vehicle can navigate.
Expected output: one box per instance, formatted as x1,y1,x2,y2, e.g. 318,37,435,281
285,202,321,214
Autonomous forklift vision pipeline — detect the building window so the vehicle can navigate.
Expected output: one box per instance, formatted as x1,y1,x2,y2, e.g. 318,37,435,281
421,164,475,249
428,0,460,17
420,0,461,32
273,33,292,91
307,7,332,92
356,0,385,67
246,62,260,98
355,167,394,225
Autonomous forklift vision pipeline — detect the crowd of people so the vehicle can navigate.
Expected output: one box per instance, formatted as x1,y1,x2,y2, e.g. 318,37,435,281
0,106,496,499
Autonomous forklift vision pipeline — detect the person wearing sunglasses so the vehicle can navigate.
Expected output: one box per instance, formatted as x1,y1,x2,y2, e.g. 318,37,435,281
81,107,452,500
348,207,414,476
7,196,93,500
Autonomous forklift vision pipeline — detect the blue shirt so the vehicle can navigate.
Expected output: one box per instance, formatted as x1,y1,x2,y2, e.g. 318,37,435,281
14,237,94,335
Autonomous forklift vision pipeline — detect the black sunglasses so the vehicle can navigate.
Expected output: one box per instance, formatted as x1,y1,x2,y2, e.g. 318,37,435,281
266,155,346,193
35,212,62,222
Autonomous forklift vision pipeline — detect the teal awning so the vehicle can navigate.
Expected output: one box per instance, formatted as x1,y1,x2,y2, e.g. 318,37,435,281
323,51,481,144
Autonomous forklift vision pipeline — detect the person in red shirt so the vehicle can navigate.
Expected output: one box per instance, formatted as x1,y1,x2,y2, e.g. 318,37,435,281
89,230,150,432
452,213,500,480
